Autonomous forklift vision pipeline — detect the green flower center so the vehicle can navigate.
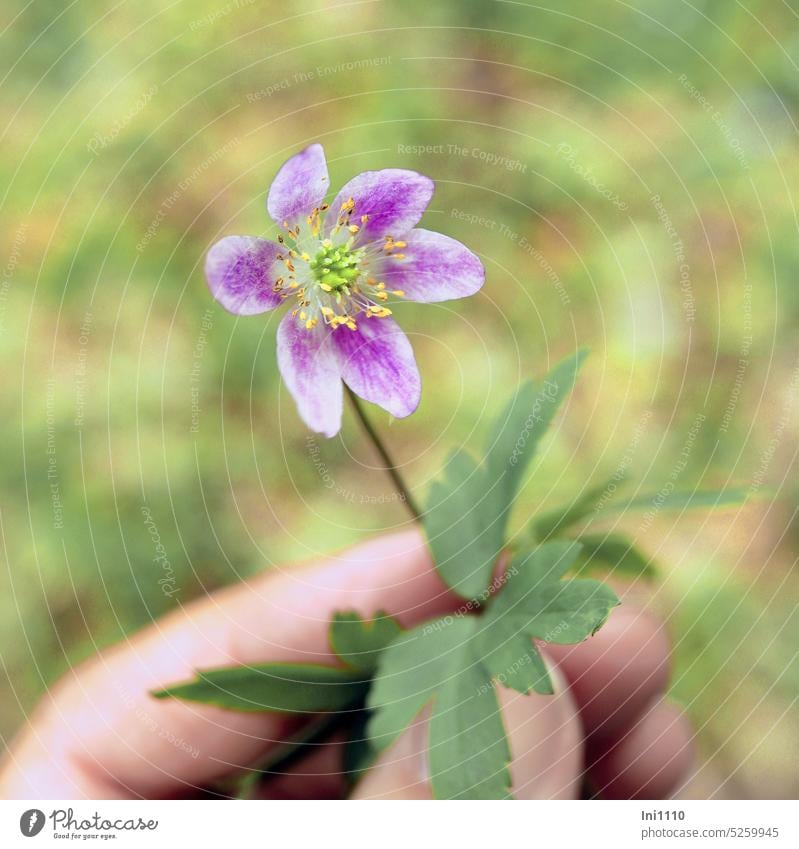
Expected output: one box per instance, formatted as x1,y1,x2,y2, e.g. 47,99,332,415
308,242,365,293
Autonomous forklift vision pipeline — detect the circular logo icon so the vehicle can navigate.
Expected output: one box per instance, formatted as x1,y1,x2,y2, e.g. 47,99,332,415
19,810,45,837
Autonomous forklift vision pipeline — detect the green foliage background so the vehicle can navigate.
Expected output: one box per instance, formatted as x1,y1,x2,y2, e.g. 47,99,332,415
1,0,798,796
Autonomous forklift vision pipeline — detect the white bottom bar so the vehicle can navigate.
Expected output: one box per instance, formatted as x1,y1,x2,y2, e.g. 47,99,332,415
1,799,796,847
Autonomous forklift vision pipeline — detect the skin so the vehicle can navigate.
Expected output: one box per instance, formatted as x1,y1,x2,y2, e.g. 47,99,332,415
0,531,693,800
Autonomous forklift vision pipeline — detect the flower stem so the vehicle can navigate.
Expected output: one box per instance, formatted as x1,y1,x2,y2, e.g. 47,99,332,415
235,710,352,798
344,386,422,521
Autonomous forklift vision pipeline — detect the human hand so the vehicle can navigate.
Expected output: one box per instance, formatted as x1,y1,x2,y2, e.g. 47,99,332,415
0,531,693,799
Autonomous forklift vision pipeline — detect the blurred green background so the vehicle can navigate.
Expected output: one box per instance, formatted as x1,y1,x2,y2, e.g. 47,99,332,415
1,0,798,798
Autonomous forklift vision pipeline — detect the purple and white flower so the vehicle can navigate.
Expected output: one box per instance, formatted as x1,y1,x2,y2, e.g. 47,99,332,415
205,144,484,437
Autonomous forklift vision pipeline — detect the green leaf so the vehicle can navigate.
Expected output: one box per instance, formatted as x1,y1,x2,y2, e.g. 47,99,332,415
472,612,554,695
342,710,377,786
428,653,512,800
154,611,402,714
152,663,369,713
596,487,750,516
575,532,656,578
499,578,619,643
368,542,619,798
367,616,512,800
485,348,589,514
329,610,403,672
532,476,626,540
424,449,507,601
475,543,619,695
423,351,589,601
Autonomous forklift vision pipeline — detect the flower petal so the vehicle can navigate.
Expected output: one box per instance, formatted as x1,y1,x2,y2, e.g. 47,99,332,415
267,143,329,225
276,311,343,437
205,236,283,315
326,169,434,244
331,316,421,419
378,228,485,303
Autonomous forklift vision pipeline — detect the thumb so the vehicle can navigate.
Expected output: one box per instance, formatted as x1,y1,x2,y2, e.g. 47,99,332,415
352,665,583,799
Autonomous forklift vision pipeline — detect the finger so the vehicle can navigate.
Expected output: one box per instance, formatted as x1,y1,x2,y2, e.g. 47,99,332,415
352,666,584,799
587,700,694,799
544,605,672,742
0,530,458,799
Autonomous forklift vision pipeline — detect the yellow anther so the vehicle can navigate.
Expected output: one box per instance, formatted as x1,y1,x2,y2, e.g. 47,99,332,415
367,306,392,318
376,291,389,301
360,214,369,223
300,311,307,320
305,318,317,329
348,224,360,234
392,254,405,260
321,306,335,318
376,281,386,289
320,283,333,292
289,281,299,288
392,289,405,297
393,241,407,249
301,252,310,261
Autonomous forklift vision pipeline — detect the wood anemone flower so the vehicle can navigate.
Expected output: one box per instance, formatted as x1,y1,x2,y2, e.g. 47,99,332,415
205,143,484,436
